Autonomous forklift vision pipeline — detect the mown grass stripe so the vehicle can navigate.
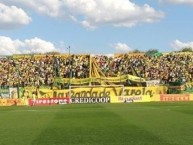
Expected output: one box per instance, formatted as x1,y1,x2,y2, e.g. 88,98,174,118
31,104,174,145
0,102,193,145
103,103,193,145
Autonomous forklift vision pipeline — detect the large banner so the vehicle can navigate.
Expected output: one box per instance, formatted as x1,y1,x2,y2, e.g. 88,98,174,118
146,80,160,87
60,74,146,85
38,89,53,98
9,87,18,99
19,86,168,103
19,87,37,98
69,86,166,98
110,86,167,103
0,87,18,99
0,87,10,99
182,82,193,93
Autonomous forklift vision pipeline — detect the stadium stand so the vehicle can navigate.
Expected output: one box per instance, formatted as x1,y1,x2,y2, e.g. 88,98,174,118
0,52,193,89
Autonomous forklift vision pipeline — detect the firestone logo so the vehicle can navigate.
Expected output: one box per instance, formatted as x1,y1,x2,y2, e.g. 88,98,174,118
29,98,69,105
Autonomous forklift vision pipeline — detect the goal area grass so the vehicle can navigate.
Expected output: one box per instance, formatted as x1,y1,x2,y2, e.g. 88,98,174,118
0,102,193,145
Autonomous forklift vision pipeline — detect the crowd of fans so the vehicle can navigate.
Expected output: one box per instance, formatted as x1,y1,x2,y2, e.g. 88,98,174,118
94,54,133,77
93,52,193,85
0,55,90,88
0,52,192,88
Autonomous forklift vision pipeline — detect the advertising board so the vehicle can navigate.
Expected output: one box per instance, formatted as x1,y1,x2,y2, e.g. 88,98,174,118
70,97,110,104
160,94,190,102
28,98,70,106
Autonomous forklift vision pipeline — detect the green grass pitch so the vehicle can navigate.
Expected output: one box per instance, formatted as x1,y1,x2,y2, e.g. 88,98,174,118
0,102,193,145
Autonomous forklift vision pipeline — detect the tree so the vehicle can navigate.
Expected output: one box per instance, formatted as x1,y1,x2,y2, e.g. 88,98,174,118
46,51,60,55
145,49,159,57
132,49,142,53
181,47,193,52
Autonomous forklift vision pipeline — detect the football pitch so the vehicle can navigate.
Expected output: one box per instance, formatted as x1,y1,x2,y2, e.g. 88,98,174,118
0,102,193,145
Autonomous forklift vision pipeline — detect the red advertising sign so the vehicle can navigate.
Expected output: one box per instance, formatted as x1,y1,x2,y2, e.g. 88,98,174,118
160,94,190,102
28,98,70,106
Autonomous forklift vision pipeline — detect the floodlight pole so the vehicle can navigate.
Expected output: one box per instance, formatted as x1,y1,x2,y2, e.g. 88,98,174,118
67,46,72,88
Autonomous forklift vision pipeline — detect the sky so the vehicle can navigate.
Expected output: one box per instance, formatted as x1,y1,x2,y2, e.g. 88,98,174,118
0,0,193,55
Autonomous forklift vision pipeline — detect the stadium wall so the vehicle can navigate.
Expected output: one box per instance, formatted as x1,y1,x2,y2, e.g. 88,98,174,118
0,86,193,106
